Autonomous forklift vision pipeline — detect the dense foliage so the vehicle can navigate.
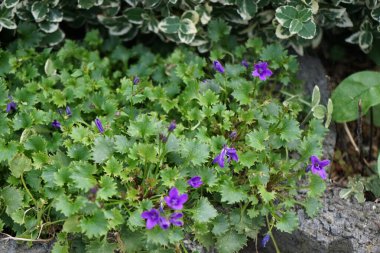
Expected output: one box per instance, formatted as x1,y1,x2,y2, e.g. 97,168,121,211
0,31,331,252
1,0,380,53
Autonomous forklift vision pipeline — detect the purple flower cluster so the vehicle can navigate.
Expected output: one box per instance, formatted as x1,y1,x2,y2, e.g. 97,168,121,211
213,145,239,168
141,187,187,230
141,176,203,230
307,155,330,180
213,59,272,81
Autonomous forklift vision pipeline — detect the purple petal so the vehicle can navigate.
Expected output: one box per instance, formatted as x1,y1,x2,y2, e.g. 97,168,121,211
141,211,151,219
158,216,170,230
310,155,320,165
170,212,183,220
319,160,330,168
170,219,184,227
213,153,225,168
178,193,188,205
252,69,260,78
146,219,158,229
169,187,179,198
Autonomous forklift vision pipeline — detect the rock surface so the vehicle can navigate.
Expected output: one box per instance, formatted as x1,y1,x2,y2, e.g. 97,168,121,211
246,185,380,253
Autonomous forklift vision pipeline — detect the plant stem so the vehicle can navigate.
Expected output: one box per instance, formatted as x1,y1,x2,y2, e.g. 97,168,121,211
266,215,280,253
21,175,37,205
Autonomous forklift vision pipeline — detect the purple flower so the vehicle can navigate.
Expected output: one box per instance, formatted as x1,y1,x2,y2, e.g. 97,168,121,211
89,186,98,194
141,208,160,229
229,131,237,140
169,212,184,227
213,145,239,168
158,216,170,230
241,59,249,68
133,76,140,85
52,120,61,129
159,133,168,143
95,118,104,133
309,155,330,180
164,187,188,210
66,106,72,116
6,96,17,114
168,120,176,132
188,176,203,188
213,60,225,74
262,234,270,247
252,61,272,81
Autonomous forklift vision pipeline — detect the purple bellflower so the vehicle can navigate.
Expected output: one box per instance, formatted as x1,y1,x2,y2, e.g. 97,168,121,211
169,212,184,227
141,208,160,229
229,131,237,140
241,59,249,68
6,96,17,113
164,187,188,210
262,234,270,247
188,176,203,188
308,155,330,180
213,145,239,168
213,60,225,74
158,216,170,230
66,106,72,116
252,61,273,81
95,118,104,133
52,120,61,129
168,120,176,132
133,76,140,85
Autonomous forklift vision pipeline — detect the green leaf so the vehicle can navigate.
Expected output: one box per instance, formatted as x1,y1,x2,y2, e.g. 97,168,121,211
54,195,83,217
298,20,316,39
193,197,218,223
127,114,160,139
78,0,97,9
80,211,109,238
44,59,56,76
146,227,169,246
280,118,301,142
276,211,299,233
246,129,269,151
258,185,276,203
62,216,81,233
311,86,321,107
4,0,19,8
31,2,48,22
275,6,298,28
212,215,230,236
308,174,326,198
1,186,23,215
180,140,209,166
9,154,32,178
92,136,114,164
303,198,322,217
377,153,380,177
70,163,97,191
236,0,257,20
312,105,326,119
86,239,117,253
216,231,248,253
220,181,248,204
325,99,333,128
208,19,231,43
0,18,16,30
289,19,303,34
332,71,380,122
158,16,180,34
104,156,123,176
179,18,197,34
97,176,117,200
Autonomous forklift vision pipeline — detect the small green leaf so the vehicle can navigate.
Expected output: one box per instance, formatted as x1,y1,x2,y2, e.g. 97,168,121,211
308,174,326,197
258,185,276,203
193,197,218,223
220,181,248,204
1,186,23,215
303,198,322,217
216,231,248,253
246,129,269,151
179,18,197,34
80,211,108,238
97,176,117,200
312,105,326,119
44,59,56,76
0,18,17,30
325,99,333,128
31,2,48,22
311,86,321,108
9,154,32,178
276,211,299,233
92,136,114,164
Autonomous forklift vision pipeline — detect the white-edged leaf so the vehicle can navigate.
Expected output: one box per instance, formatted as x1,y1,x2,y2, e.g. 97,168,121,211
158,16,180,34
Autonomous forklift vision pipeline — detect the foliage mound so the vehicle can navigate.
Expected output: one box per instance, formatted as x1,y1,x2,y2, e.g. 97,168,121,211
0,31,330,252
1,0,380,53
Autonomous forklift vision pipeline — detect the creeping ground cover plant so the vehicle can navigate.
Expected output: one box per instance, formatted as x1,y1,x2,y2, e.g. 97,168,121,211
0,32,330,252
